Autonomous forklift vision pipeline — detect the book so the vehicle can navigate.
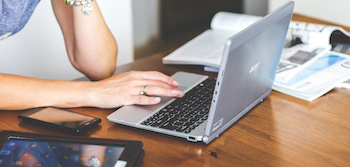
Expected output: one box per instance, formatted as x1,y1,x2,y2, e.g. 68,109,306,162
162,12,261,68
162,11,350,101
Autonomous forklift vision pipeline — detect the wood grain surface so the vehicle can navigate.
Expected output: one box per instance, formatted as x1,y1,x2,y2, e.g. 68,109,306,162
1,14,349,167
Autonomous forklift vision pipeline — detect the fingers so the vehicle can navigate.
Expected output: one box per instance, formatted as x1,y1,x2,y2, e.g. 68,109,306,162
132,85,184,97
127,71,180,87
122,71,185,99
122,85,184,106
130,96,161,105
89,71,184,108
142,85,184,97
123,78,175,90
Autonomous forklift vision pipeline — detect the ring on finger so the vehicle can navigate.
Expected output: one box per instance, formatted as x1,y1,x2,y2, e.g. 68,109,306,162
140,85,148,95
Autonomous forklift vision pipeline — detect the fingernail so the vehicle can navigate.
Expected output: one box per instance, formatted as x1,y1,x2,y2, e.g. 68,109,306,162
154,97,161,102
173,80,179,86
171,90,184,96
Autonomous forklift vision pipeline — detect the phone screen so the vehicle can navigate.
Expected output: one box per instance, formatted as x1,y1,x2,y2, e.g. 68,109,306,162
19,107,101,132
0,136,125,167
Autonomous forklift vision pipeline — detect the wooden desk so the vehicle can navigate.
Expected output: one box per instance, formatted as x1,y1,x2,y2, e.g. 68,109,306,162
1,14,350,166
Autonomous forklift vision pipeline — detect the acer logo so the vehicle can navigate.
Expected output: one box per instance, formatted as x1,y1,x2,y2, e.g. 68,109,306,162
249,62,260,73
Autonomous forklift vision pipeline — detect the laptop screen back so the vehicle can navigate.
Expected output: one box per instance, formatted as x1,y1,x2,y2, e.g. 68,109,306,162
205,2,294,139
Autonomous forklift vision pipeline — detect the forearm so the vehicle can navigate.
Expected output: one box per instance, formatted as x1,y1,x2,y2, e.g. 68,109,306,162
52,0,118,80
70,0,117,80
0,74,90,110
0,71,184,110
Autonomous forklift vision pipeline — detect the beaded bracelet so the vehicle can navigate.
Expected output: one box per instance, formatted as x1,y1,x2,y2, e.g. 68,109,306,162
65,0,93,15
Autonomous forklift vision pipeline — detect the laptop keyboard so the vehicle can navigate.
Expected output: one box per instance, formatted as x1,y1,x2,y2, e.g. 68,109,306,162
141,77,216,133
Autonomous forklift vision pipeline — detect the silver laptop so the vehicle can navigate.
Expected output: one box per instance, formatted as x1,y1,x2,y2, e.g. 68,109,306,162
108,1,294,144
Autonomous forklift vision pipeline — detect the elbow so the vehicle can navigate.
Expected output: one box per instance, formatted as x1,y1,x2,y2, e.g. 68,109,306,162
84,63,116,81
73,54,117,81
71,43,118,80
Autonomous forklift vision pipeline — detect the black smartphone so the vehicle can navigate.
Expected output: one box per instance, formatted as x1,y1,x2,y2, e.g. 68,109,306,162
18,107,101,133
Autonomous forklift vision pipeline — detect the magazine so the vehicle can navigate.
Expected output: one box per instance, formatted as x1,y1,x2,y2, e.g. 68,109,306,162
274,24,350,100
276,21,350,82
276,43,331,82
273,51,350,101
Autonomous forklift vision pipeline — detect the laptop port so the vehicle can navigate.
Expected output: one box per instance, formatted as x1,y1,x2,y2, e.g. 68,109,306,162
187,136,197,142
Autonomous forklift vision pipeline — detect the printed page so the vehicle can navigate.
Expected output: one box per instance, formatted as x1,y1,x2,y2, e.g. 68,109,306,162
332,44,350,88
273,51,350,101
163,11,261,67
163,30,236,68
276,21,350,82
275,43,331,82
210,12,262,32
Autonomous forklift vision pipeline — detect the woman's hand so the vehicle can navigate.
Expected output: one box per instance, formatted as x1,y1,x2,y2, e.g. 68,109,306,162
0,71,183,110
85,71,184,108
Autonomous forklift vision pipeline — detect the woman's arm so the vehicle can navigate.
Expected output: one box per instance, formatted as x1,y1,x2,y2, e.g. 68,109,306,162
0,73,89,110
0,1,184,111
0,71,184,110
51,0,118,80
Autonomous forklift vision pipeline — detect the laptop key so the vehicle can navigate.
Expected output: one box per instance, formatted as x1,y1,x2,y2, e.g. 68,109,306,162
173,121,184,126
141,77,216,134
159,121,178,130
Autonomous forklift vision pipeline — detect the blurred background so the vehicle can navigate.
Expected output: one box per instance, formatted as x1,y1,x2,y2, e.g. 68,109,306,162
133,0,350,60
0,0,349,80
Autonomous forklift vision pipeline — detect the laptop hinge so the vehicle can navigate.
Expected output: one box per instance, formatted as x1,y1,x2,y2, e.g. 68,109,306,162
203,136,209,143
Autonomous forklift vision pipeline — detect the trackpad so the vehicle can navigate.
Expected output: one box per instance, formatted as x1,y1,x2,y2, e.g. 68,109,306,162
108,96,176,123
177,86,187,92
107,72,208,124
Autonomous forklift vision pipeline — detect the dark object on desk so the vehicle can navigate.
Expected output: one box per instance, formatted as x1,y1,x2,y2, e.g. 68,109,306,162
18,107,101,134
330,30,350,45
0,131,144,167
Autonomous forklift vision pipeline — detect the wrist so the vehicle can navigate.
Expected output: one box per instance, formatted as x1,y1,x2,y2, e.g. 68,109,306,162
65,0,94,15
65,0,93,6
75,81,95,108
79,81,102,108
51,80,93,108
